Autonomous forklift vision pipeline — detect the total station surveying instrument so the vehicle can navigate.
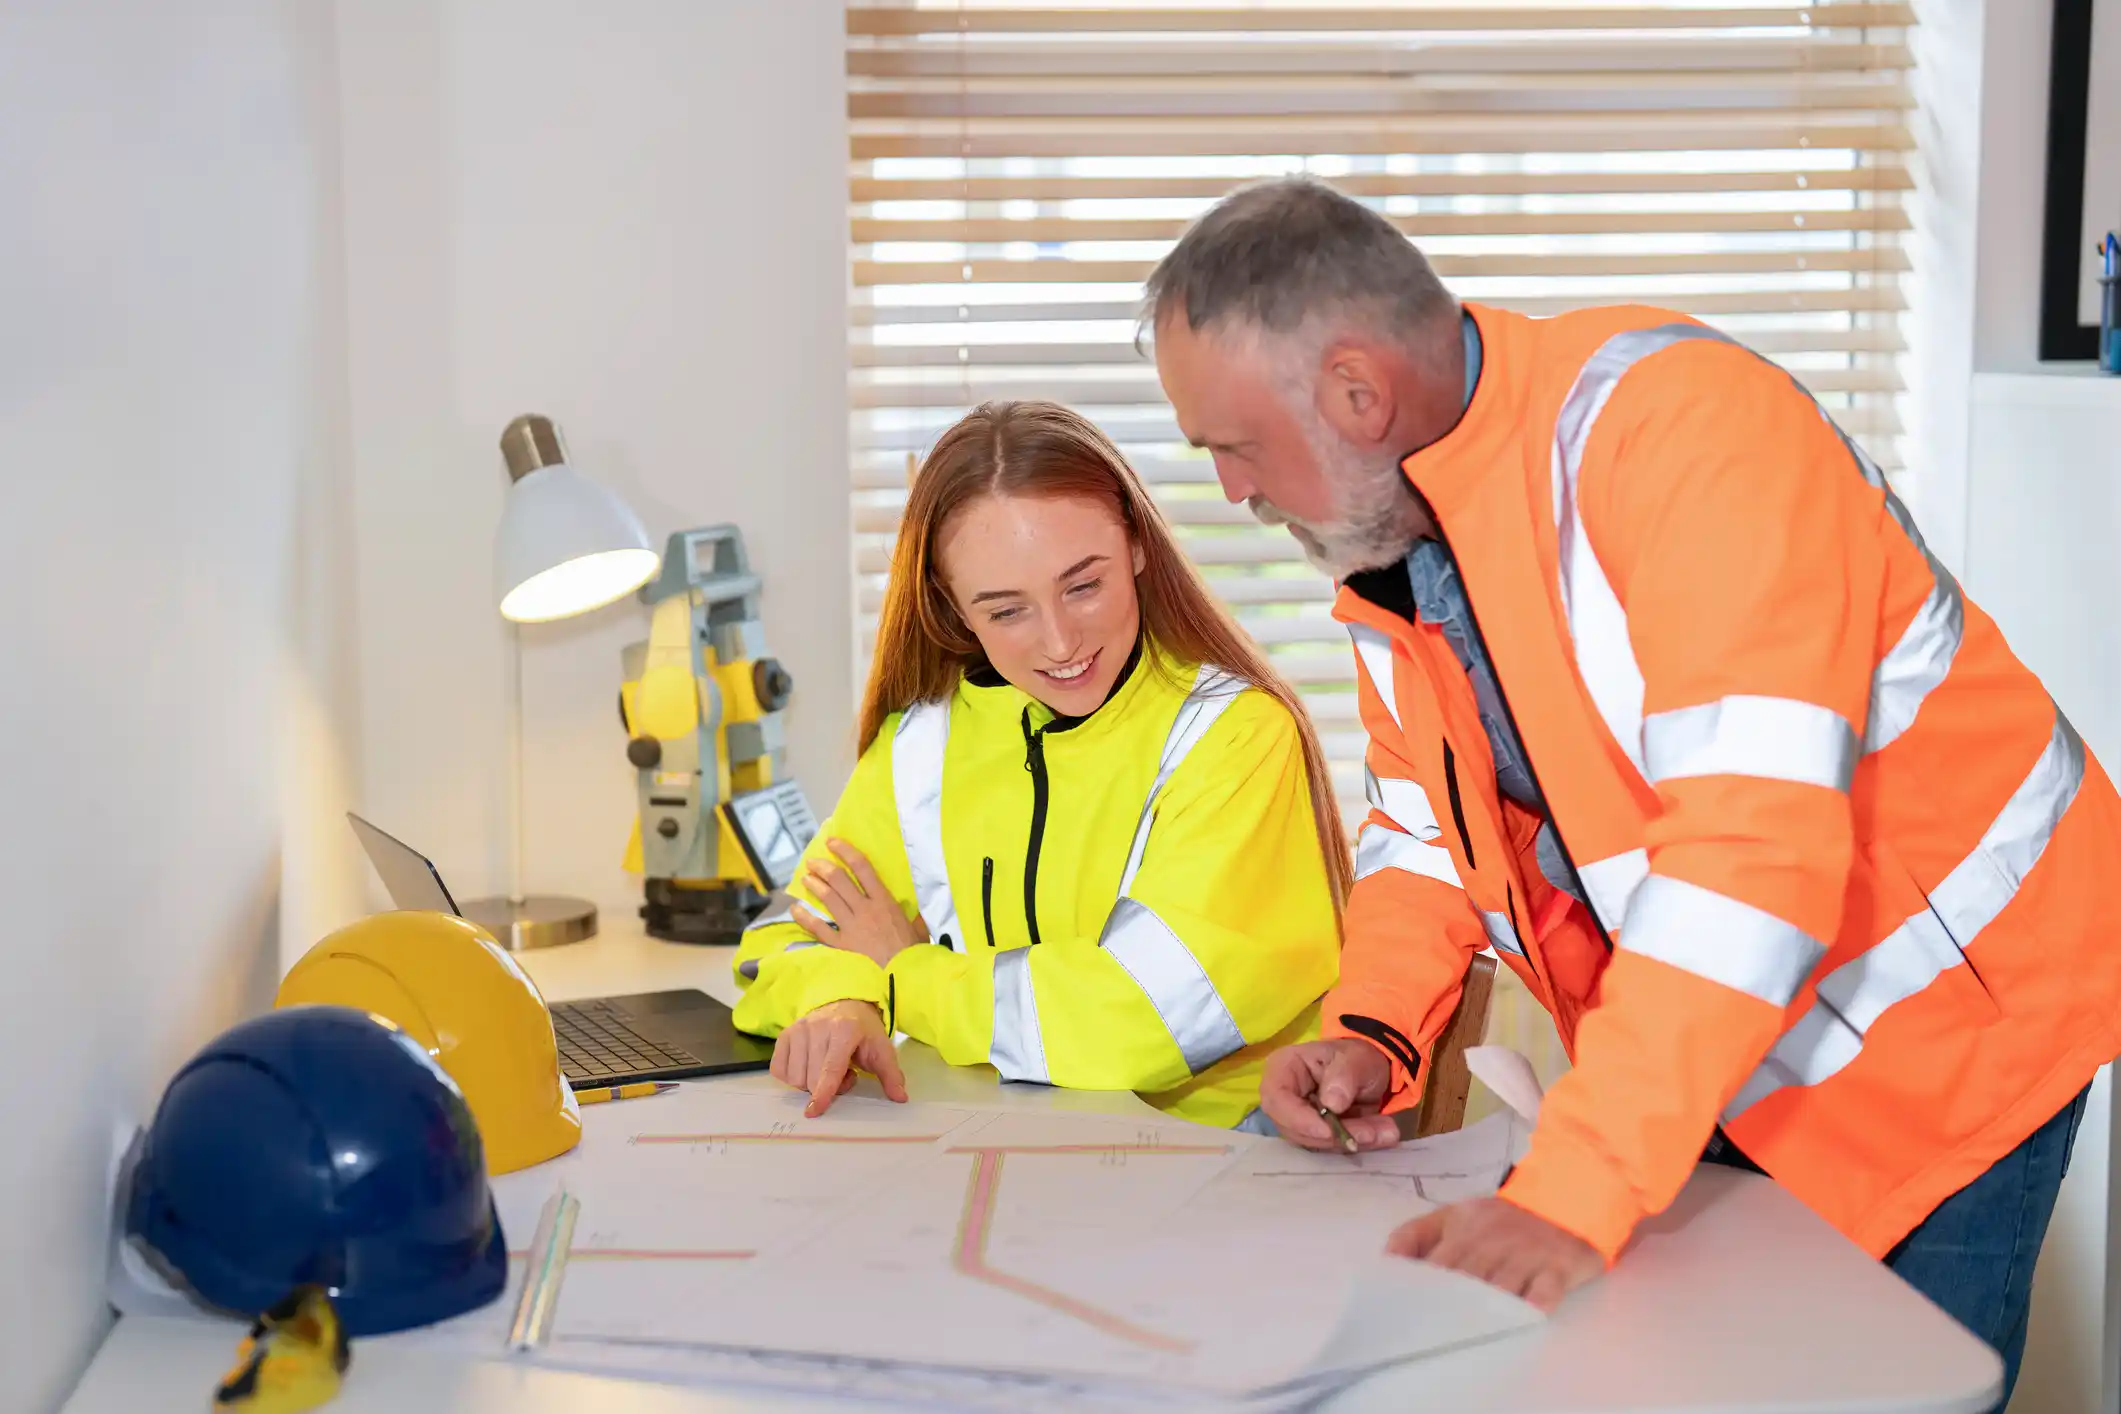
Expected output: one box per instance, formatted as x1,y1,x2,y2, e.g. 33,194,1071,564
618,526,819,945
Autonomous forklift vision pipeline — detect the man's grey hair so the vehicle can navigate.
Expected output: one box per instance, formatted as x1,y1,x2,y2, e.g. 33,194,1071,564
1139,176,1458,366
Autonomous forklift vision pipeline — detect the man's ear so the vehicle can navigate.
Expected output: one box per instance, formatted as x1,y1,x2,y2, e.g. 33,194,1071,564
1315,342,1396,448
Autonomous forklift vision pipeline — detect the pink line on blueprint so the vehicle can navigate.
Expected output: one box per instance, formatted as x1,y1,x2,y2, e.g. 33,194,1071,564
944,1143,1231,1156
633,1132,946,1145
951,1149,1196,1355
507,1248,755,1262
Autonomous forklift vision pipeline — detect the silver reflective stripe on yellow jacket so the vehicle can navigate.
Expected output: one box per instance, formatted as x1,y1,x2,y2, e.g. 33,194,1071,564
990,948,1047,1081
892,664,1252,1085
893,699,961,951
736,897,824,980
1117,669,1247,893
1098,899,1247,1073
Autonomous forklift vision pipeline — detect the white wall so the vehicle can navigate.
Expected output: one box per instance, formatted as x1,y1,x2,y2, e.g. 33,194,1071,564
1966,374,2121,1414
1972,0,2060,375
1933,6,2121,1410
329,0,852,935
0,4,339,1408
1904,0,1988,575
280,0,371,971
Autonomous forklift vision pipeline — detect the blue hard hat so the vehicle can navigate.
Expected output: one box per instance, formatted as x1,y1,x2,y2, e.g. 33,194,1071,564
123,1004,508,1336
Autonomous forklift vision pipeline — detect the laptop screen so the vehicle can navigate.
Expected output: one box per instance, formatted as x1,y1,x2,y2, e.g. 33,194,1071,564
348,812,461,916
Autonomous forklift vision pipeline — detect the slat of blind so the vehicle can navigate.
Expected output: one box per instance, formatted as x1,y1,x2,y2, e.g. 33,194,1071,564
853,401,1907,452
856,326,1908,366
854,498,1261,536
854,286,1910,327
853,364,1903,408
851,77,1912,121
861,451,1942,489
855,115,1914,159
846,6,1916,36
854,209,1910,244
1244,617,1355,649
1272,650,1368,686
851,537,1342,575
854,454,1229,487
852,432,1908,492
1321,730,1372,761
859,248,1911,286
848,40,1911,80
860,446,1941,486
853,165,1915,202
1307,697,1362,729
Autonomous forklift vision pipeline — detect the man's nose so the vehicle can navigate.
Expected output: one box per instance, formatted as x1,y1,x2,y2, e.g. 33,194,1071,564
1213,455,1255,505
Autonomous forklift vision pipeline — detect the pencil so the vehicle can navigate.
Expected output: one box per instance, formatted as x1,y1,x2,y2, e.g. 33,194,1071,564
575,1081,679,1106
1315,1101,1359,1156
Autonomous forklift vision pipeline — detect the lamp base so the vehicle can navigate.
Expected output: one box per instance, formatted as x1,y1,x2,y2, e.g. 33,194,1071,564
460,894,598,951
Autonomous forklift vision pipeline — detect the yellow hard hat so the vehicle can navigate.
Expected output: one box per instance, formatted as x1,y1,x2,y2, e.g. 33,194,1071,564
274,911,581,1174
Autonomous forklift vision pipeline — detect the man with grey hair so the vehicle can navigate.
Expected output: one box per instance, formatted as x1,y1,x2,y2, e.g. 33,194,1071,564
1147,176,2119,1405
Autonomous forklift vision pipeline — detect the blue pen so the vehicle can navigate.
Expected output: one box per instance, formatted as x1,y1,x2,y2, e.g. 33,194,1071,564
2103,233,2121,374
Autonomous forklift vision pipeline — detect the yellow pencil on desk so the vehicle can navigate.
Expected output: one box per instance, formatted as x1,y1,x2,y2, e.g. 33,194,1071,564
575,1081,679,1106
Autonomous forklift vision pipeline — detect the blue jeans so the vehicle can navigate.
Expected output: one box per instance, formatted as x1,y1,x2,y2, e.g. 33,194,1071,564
1705,1085,2090,1411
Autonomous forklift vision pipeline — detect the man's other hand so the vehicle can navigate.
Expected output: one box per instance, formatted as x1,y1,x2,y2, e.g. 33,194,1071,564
1386,1197,1604,1311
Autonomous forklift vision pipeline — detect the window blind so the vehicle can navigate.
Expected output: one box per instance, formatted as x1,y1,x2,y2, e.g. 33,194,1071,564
847,1,1915,822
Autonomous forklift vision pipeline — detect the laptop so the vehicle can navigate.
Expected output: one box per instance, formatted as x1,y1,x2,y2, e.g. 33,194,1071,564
346,812,773,1088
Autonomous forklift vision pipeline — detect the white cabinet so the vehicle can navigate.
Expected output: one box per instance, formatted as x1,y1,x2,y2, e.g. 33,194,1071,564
1965,369,2121,1414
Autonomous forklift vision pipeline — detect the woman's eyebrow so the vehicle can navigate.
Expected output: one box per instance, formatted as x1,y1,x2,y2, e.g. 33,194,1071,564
968,554,1107,605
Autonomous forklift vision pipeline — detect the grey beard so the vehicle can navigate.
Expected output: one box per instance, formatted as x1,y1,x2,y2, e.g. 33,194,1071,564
1248,483,1424,581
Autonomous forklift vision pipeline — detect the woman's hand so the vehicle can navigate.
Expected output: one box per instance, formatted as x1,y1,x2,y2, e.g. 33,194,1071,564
770,999,909,1118
791,839,927,969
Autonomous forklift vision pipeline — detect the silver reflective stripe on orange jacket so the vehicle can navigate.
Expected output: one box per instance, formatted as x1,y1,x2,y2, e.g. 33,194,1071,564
1548,321,2083,1074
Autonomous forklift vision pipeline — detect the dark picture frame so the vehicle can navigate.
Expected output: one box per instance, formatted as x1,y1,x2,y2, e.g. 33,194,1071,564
2042,0,2102,360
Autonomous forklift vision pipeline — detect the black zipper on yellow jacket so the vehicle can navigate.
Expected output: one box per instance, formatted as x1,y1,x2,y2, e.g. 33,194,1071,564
1006,640,1146,951
981,857,996,948
1021,716,1050,947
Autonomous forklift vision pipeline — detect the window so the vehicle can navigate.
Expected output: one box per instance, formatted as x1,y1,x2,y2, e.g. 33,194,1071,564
847,1,1915,821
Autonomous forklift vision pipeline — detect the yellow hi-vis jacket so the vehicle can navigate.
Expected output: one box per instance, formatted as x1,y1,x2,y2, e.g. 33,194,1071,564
731,647,1341,1127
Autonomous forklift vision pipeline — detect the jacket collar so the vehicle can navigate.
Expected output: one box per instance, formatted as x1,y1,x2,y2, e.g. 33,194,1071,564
1393,302,1533,526
956,635,1158,744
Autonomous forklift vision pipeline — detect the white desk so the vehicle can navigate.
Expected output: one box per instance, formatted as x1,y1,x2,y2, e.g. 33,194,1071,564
63,922,2003,1414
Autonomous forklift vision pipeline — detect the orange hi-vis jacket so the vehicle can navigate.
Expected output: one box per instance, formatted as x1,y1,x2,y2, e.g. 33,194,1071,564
1329,301,2121,1263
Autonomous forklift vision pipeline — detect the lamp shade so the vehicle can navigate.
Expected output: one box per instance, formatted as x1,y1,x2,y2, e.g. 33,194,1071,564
492,415,659,623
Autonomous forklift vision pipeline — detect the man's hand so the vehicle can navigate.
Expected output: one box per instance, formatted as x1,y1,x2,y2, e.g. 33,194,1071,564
1386,1198,1604,1312
793,839,928,969
1258,1037,1402,1151
769,999,909,1118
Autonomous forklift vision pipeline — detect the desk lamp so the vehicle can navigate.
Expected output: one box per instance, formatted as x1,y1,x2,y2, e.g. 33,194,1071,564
459,413,660,950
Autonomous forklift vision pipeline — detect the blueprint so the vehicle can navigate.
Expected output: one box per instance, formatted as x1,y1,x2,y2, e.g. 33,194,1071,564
411,1080,1542,1408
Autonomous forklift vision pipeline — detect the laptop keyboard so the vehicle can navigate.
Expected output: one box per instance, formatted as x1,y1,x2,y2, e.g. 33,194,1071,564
552,998,701,1081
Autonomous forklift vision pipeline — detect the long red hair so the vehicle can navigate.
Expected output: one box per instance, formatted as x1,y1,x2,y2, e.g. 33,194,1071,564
858,400,1353,912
